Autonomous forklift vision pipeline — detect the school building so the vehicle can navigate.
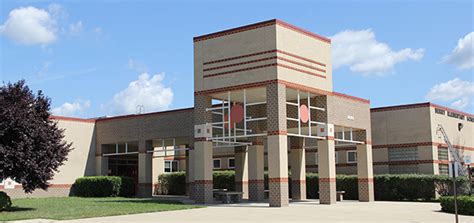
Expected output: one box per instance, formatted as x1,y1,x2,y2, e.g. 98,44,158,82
1,20,472,206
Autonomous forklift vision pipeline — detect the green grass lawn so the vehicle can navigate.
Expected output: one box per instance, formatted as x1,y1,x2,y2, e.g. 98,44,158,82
0,197,201,221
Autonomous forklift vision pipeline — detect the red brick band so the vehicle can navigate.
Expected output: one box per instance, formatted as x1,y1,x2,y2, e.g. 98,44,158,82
269,177,289,183
203,62,326,79
204,55,326,74
193,19,330,43
204,49,326,67
194,137,210,142
292,179,306,184
267,130,288,136
50,116,96,123
194,79,369,104
249,179,265,183
251,141,264,145
358,178,374,183
204,56,277,71
194,180,213,185
372,102,473,117
373,142,474,151
319,178,336,183
235,181,249,184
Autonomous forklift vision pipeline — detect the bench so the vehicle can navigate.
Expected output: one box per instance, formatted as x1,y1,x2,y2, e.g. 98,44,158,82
336,191,345,201
214,191,244,204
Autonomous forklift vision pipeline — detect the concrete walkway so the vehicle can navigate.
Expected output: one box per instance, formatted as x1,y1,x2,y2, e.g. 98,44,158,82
10,200,473,223
65,200,473,223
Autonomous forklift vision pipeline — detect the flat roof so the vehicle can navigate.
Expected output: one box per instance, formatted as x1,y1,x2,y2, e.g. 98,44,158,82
371,102,473,117
193,19,331,43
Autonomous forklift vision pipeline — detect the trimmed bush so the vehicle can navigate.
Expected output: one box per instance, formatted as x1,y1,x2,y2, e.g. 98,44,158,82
72,176,136,197
156,171,469,201
157,172,186,195
214,171,235,191
0,191,12,211
440,196,474,216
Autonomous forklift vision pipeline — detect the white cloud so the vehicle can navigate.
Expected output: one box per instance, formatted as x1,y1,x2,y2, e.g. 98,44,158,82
426,78,474,110
69,21,83,34
109,73,173,115
443,32,474,70
0,6,57,45
331,29,424,75
52,100,91,116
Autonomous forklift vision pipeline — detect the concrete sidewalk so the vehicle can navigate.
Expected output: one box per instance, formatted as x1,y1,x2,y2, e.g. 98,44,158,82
10,200,473,223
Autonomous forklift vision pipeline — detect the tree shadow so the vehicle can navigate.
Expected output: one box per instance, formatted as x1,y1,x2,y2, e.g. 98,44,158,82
2,206,36,212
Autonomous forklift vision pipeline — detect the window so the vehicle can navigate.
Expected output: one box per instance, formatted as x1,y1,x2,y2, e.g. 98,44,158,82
228,158,235,169
347,151,357,163
335,152,339,164
164,160,179,173
438,147,449,161
439,164,449,175
213,159,221,169
388,147,418,161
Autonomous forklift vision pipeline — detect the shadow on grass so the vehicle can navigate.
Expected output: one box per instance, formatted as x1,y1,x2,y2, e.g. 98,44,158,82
94,199,184,205
3,206,36,212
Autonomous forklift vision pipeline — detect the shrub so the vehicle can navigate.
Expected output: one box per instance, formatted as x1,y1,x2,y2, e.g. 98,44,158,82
119,177,136,197
214,171,235,191
72,176,135,197
156,171,236,195
0,191,12,211
336,175,358,200
156,171,468,201
157,172,186,195
440,196,474,216
306,173,319,198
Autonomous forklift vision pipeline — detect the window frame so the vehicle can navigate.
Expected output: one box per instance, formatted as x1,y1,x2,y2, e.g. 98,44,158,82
213,159,221,169
346,150,357,163
228,158,235,169
164,160,179,173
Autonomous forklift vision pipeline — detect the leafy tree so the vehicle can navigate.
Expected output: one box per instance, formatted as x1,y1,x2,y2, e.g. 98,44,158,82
0,80,72,193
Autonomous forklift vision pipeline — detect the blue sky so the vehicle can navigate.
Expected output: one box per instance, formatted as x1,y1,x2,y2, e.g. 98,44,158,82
1,0,473,118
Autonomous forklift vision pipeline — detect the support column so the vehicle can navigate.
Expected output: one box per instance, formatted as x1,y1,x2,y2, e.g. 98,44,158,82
193,94,213,204
266,83,289,207
95,145,108,176
248,143,265,201
193,140,213,203
357,143,374,202
235,146,249,199
152,153,164,195
138,140,153,197
290,138,306,201
318,139,336,204
95,156,108,176
186,148,195,198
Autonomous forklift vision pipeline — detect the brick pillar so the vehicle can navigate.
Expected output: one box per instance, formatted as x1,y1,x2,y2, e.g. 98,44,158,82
235,146,249,199
193,94,213,204
290,137,306,201
318,139,336,204
266,83,289,207
357,143,374,202
138,140,153,197
248,143,265,201
186,148,195,198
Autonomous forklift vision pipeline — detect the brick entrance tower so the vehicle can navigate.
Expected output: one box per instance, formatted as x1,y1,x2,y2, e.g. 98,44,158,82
192,19,374,206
